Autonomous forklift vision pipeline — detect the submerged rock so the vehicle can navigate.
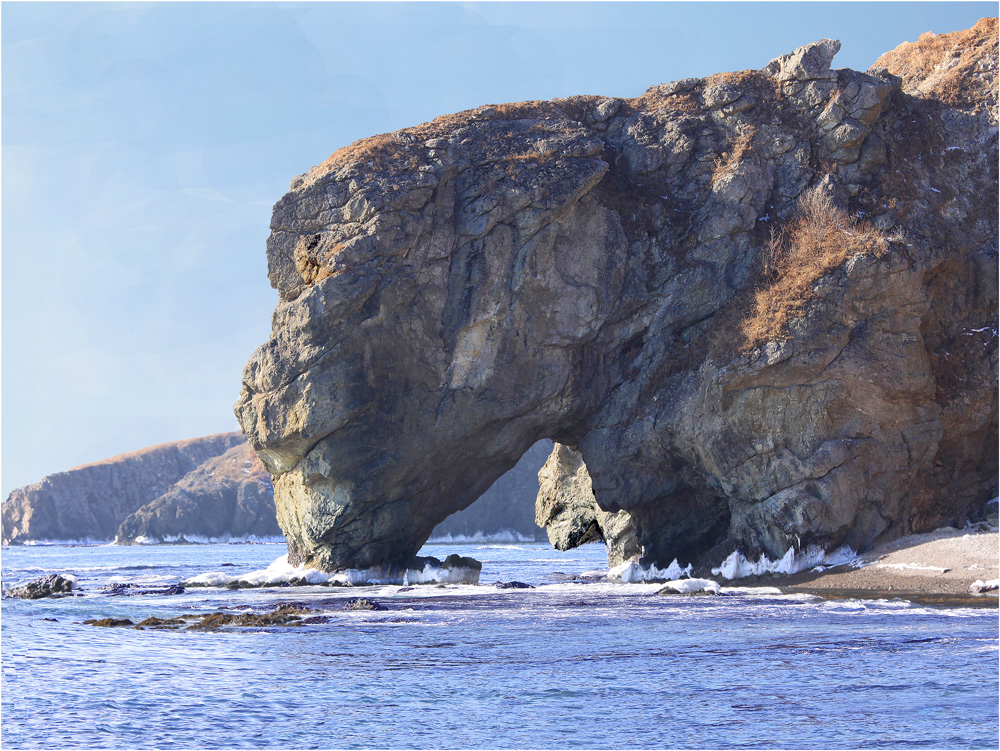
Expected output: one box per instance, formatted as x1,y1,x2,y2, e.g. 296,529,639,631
343,598,386,611
101,583,186,597
235,21,998,574
4,574,75,600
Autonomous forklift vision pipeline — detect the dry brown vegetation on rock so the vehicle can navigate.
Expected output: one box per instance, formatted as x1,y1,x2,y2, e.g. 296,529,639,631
712,126,758,184
874,17,998,108
741,187,895,350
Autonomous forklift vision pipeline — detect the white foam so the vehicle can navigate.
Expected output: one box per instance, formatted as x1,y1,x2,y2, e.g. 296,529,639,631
184,554,331,587
402,564,481,586
659,578,721,594
20,538,111,546
711,545,857,580
125,533,286,545
608,558,693,583
426,529,535,544
184,555,482,588
329,567,403,586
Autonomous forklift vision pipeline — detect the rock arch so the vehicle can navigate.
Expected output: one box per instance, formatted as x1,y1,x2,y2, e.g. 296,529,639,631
236,32,998,573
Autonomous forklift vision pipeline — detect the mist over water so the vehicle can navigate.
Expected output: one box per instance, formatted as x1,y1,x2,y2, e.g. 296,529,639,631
3,542,997,749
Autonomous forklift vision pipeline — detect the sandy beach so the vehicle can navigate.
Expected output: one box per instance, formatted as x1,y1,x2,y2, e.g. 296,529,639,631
740,526,999,606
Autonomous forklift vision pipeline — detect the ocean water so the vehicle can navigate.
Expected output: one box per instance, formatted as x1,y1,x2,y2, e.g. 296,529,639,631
2,542,997,750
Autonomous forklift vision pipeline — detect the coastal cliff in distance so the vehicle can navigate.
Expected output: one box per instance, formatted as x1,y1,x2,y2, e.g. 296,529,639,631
2,433,260,544
235,19,998,575
2,433,547,546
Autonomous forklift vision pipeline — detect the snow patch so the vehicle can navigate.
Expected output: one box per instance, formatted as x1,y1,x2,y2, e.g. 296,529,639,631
875,563,950,573
969,579,999,594
659,578,721,594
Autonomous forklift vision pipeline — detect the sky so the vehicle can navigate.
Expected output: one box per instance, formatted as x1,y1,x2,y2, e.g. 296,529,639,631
1,1,994,497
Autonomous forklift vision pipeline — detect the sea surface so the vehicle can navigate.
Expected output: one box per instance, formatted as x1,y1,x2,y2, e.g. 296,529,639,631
2,541,998,750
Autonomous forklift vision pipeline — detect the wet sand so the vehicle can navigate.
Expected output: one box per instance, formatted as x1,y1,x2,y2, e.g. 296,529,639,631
738,526,999,607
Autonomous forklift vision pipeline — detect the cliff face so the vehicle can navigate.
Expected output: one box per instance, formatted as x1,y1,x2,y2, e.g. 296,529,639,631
235,20,998,573
2,433,246,544
114,442,281,544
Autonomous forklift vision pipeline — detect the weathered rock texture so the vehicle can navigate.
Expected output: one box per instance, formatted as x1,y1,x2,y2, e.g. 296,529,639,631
535,443,639,567
2,433,246,544
3,574,75,600
430,439,551,540
115,442,281,544
235,20,998,573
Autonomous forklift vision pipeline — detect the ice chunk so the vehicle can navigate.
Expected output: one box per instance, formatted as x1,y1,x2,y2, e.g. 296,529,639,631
658,578,721,595
608,558,693,583
970,579,999,594
184,554,331,587
711,545,857,580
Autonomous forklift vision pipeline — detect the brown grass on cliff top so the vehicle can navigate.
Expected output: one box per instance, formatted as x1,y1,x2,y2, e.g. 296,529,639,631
874,17,998,106
741,187,894,350
300,100,567,186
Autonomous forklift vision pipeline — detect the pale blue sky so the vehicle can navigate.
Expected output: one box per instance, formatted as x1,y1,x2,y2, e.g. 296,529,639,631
2,2,994,496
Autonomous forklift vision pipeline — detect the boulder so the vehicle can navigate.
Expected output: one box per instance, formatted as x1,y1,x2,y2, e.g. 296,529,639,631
535,443,639,567
4,574,75,599
235,22,998,574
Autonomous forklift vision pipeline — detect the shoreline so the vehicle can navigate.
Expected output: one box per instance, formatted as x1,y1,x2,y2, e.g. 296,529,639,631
725,526,999,607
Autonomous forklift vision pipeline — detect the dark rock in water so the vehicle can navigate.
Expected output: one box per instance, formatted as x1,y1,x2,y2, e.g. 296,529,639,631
85,603,325,631
301,616,332,624
234,21,999,573
135,616,189,628
102,583,186,597
2,433,246,544
41,617,58,622
343,598,386,611
494,581,534,589
5,574,75,600
83,618,135,628
443,554,482,572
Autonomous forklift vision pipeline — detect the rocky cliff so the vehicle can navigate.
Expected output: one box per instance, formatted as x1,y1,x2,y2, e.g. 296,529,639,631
114,442,281,544
2,433,246,544
235,20,998,574
2,432,547,546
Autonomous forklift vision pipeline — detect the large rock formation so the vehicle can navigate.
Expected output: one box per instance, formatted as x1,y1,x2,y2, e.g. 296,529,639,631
2,433,246,544
235,20,998,574
535,443,639,567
